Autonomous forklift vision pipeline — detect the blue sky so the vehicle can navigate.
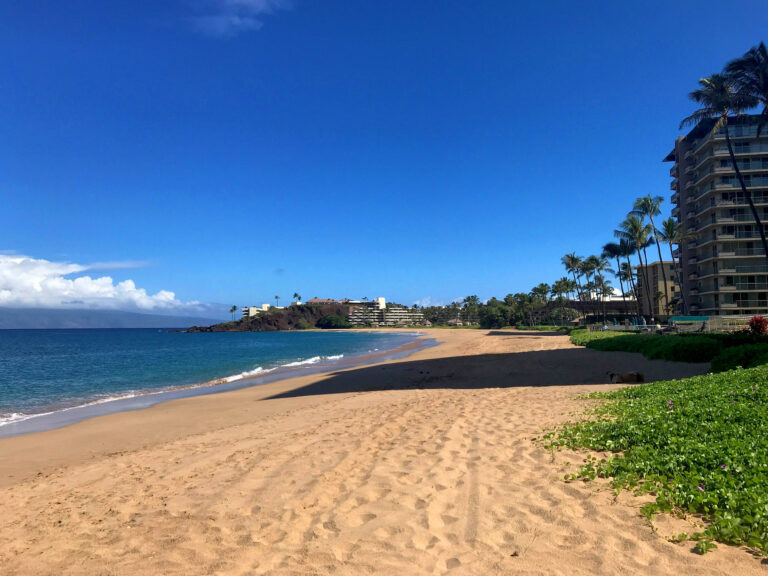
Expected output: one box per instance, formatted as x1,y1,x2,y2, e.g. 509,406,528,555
1,1,766,316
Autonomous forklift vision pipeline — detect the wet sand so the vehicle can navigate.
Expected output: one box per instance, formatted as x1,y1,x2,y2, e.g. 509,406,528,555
1,328,762,575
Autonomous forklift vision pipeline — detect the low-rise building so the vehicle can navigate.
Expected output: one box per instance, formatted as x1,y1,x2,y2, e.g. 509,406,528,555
635,261,677,318
347,298,425,326
241,304,272,318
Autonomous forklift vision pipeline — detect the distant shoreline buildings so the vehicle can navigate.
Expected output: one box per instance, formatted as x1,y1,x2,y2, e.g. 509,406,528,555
242,297,426,327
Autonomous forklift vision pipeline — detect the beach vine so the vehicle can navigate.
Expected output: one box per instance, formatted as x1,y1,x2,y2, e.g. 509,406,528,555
552,366,768,554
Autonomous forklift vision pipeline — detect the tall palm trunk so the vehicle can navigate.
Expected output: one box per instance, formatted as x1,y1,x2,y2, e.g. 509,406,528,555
648,214,669,315
598,274,607,323
723,122,768,264
667,241,688,315
639,248,654,320
625,255,643,319
614,256,626,305
571,271,583,301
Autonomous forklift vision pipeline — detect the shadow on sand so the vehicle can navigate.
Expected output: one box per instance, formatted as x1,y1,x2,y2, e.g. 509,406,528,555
263,347,708,400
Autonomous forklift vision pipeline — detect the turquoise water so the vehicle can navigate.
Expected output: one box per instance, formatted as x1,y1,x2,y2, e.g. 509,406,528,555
0,329,420,428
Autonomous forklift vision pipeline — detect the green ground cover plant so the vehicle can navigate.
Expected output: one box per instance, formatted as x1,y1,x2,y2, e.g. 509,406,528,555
552,366,768,553
515,325,575,334
568,329,633,346
569,329,768,371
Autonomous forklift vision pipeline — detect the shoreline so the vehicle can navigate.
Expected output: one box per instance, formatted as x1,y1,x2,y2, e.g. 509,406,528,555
0,330,435,439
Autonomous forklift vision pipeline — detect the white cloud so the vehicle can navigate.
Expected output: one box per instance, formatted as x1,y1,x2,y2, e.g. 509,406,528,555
191,0,290,37
0,254,203,313
413,296,447,308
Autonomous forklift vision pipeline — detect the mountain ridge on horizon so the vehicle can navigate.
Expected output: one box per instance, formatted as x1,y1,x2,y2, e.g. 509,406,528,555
0,308,224,329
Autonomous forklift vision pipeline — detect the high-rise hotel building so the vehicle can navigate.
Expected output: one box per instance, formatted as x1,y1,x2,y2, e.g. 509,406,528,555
665,116,768,316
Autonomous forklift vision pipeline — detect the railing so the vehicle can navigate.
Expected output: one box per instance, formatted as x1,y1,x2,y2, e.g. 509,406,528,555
727,300,768,307
731,265,768,273
715,197,768,207
696,144,768,169
726,283,768,290
717,214,768,223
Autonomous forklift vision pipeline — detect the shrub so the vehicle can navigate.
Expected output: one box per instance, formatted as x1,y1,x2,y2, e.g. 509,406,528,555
295,318,310,330
479,306,508,329
749,315,768,336
711,343,768,372
316,314,352,329
569,329,634,347
571,331,725,365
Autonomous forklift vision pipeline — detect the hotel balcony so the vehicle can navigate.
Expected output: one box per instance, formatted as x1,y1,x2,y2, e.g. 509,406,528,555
731,265,768,273
670,179,678,191
671,192,680,204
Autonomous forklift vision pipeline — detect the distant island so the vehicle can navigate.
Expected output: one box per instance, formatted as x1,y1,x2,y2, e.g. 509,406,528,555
0,308,222,330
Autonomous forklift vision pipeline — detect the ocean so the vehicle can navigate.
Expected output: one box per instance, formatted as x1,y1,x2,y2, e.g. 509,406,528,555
0,329,426,436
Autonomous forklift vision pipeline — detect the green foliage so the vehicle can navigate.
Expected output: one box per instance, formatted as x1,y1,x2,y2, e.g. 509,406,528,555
516,325,575,334
589,334,721,363
479,305,508,329
710,344,768,372
316,315,352,329
294,318,310,330
570,330,768,371
569,329,633,346
553,366,768,553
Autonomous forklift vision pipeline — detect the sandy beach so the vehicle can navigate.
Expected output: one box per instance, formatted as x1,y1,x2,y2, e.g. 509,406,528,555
1,329,763,575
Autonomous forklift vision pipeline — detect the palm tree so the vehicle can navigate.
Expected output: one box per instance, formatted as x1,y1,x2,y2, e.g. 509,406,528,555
561,253,584,301
530,284,550,303
602,242,627,306
580,258,596,298
680,74,768,264
590,255,613,323
550,277,572,325
293,292,301,304
725,42,768,134
229,305,238,321
274,295,280,308
619,238,642,319
618,262,635,299
658,217,696,315
583,255,606,320
616,216,655,321
632,195,670,315
594,276,614,324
